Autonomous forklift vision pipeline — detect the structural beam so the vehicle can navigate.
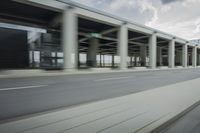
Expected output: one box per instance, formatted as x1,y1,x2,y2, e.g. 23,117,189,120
128,41,146,46
100,28,118,35
129,36,148,41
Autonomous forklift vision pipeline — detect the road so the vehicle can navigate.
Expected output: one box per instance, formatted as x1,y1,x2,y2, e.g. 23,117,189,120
0,69,200,122
162,103,200,133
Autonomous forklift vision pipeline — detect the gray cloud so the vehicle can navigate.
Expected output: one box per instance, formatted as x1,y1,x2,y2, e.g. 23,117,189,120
71,0,200,39
160,0,180,4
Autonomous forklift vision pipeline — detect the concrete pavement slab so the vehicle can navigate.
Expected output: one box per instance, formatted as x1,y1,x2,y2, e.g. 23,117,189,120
0,78,200,133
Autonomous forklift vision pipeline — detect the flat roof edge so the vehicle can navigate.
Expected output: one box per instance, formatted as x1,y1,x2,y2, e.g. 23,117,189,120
56,0,190,44
18,0,195,45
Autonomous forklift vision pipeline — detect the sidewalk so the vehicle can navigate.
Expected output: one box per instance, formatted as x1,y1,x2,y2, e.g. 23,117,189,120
0,66,198,79
0,78,200,133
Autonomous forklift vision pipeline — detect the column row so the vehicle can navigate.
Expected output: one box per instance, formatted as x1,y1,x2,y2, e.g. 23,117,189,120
62,9,198,70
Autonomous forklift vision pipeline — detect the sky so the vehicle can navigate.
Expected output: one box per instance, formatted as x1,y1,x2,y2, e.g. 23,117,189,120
71,0,200,40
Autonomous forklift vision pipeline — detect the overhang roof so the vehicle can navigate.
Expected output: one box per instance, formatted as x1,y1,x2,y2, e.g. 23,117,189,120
0,1,58,28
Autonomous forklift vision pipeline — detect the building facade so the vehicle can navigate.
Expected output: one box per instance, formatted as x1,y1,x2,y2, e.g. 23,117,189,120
0,0,200,70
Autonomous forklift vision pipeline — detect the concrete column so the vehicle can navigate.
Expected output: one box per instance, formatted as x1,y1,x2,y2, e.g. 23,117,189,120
192,46,197,67
149,33,157,68
103,55,105,67
140,45,147,66
160,48,163,66
157,47,160,66
77,51,80,68
182,44,188,67
130,56,133,67
32,50,35,68
168,39,175,68
134,56,137,66
175,51,178,65
55,52,58,67
199,54,200,66
112,54,115,67
188,54,190,66
175,51,182,66
62,9,78,70
157,47,163,66
118,24,128,69
179,51,182,66
30,43,35,68
87,38,99,67
100,53,102,67
198,50,200,66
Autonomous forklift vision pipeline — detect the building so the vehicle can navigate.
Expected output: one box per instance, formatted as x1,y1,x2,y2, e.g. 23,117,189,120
0,0,200,70
190,39,200,45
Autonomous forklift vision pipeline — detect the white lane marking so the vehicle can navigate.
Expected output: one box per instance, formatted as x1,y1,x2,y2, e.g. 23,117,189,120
95,76,130,81
0,85,48,91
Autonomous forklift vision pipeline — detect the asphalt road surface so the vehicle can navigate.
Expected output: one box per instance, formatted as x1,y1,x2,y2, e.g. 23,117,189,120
0,69,200,122
162,103,200,133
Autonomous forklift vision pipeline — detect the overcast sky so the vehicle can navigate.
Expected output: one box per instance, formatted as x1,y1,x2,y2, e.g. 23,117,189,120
71,0,200,40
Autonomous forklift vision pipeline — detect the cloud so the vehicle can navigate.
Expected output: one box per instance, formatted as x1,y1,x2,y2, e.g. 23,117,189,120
193,18,200,34
71,0,200,39
160,0,181,4
147,0,200,39
139,0,159,27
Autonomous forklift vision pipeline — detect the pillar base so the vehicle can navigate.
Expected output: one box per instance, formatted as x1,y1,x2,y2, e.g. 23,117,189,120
63,68,77,72
118,67,128,70
168,66,175,68
149,66,156,69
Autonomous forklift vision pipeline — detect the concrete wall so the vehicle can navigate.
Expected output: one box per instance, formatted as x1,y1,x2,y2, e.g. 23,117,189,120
0,28,28,69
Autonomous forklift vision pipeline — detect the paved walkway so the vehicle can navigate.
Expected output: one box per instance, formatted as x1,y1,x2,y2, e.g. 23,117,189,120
0,77,200,133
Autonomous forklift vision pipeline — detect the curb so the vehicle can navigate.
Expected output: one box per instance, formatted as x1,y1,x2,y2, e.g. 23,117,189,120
0,67,198,79
149,100,200,133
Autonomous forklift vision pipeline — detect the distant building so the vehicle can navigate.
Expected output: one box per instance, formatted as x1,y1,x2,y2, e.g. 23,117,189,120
190,39,200,45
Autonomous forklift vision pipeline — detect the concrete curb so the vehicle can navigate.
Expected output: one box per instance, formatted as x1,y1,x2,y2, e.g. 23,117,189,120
1,78,200,133
149,100,200,133
0,67,198,79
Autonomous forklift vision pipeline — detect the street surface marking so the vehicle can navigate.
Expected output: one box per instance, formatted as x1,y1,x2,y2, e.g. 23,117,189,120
95,77,130,81
0,85,48,91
